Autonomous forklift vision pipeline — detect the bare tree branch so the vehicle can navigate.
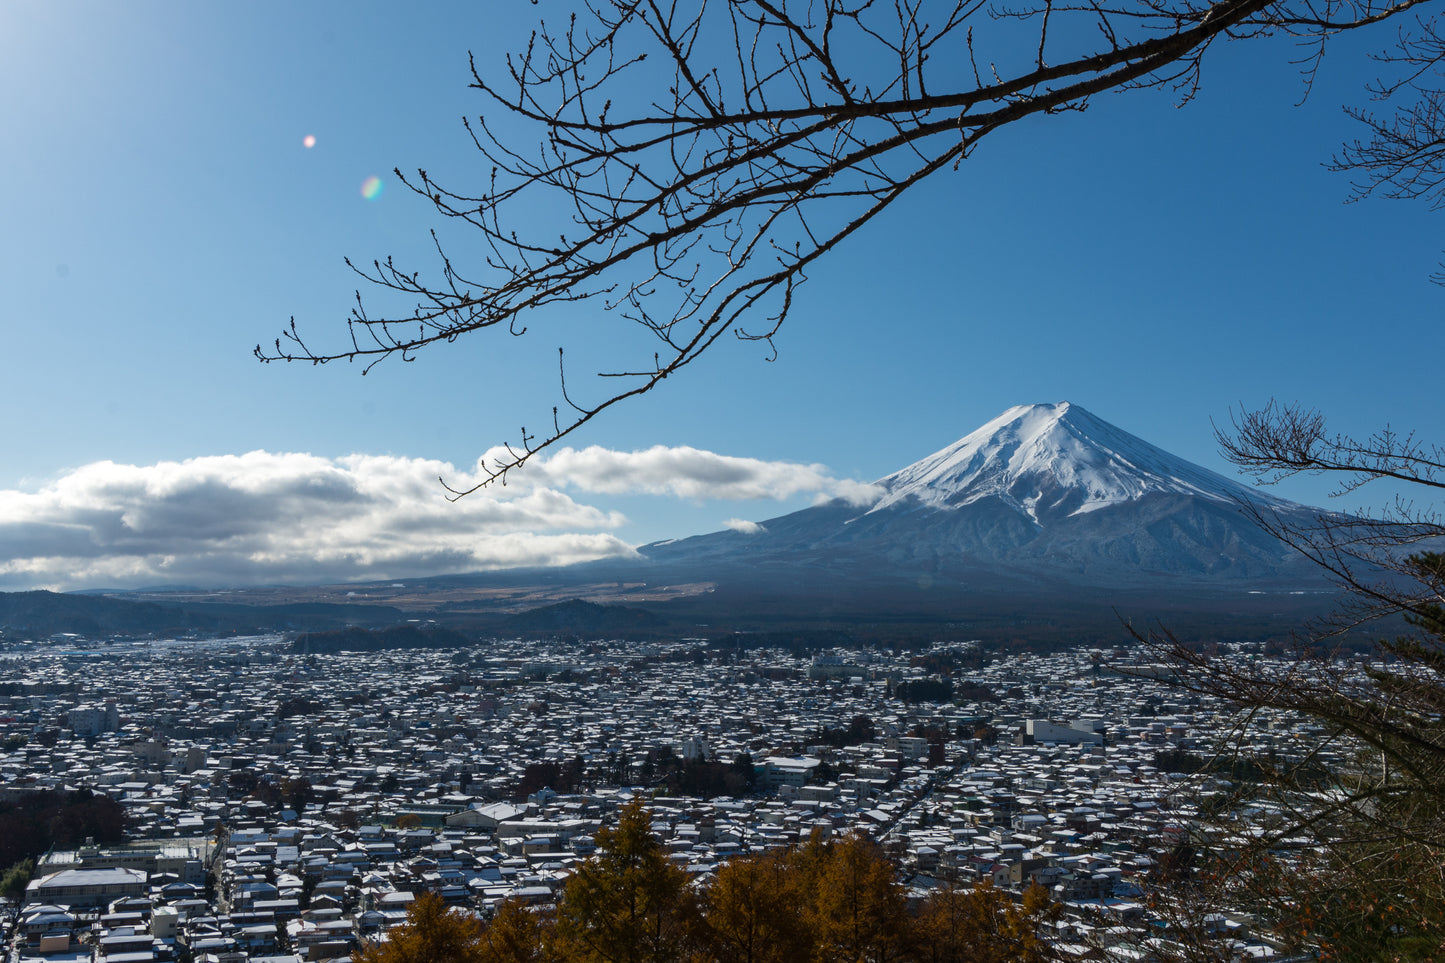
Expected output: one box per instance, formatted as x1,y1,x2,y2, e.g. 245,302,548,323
1130,400,1445,955
258,0,1435,491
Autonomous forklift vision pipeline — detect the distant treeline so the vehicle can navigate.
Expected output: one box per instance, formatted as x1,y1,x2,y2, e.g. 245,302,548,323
707,628,864,653
289,624,471,653
896,677,953,703
0,590,227,637
0,589,409,639
499,599,664,638
1151,748,1332,787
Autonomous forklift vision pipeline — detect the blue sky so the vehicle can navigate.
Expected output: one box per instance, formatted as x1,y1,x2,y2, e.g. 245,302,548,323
1,1,1439,589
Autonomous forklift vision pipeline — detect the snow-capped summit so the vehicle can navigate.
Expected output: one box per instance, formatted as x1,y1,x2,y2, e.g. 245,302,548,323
871,401,1286,523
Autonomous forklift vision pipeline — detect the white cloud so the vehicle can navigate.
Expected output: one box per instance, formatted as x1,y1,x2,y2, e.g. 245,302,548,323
0,451,634,590
0,445,879,591
724,518,766,535
488,444,883,504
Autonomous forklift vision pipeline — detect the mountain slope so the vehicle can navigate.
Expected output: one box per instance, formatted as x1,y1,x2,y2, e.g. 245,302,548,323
871,401,1293,521
640,402,1328,589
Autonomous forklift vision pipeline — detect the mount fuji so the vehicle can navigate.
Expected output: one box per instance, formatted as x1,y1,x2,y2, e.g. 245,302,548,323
635,402,1330,600
98,402,1338,642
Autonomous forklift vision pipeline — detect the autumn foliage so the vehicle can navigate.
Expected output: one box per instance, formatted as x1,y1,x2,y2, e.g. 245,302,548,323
353,890,489,963
356,800,1057,963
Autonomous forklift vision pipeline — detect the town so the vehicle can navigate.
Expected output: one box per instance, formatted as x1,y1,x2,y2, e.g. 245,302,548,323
0,633,1337,962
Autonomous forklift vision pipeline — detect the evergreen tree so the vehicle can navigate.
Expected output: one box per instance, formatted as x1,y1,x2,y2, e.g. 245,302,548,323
0,859,33,902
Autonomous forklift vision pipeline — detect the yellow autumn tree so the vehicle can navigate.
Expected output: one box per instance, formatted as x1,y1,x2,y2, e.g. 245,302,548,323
698,848,814,963
911,880,1055,963
354,891,487,963
808,834,910,963
477,897,560,963
356,806,1062,963
554,798,696,963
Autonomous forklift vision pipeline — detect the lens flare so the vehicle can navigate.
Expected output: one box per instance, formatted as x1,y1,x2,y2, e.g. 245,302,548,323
361,176,384,200
303,134,316,149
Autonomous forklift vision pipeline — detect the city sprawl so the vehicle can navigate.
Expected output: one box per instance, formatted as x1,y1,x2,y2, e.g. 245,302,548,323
0,634,1347,961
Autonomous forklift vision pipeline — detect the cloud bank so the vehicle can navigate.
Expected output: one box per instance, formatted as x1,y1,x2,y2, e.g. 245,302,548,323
0,447,879,590
504,444,880,505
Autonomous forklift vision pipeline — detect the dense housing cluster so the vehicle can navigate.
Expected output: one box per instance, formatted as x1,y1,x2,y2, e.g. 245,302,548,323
0,634,1335,961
